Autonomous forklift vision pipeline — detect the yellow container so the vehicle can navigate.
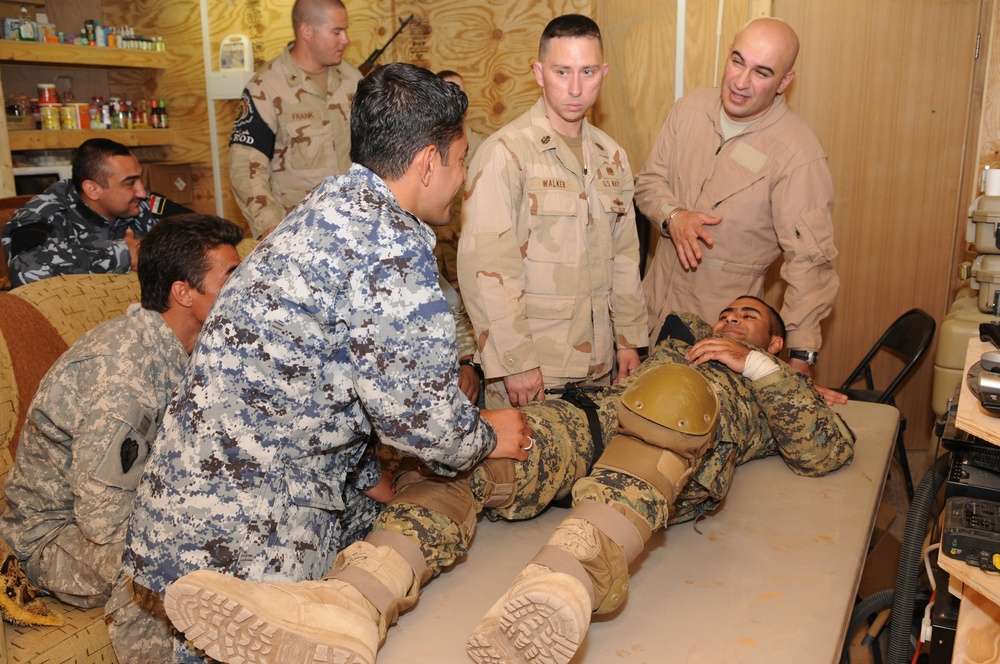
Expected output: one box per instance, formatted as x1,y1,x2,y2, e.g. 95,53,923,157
58,104,78,130
39,104,60,131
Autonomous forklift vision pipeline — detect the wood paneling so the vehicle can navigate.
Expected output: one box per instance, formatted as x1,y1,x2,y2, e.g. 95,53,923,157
595,1,751,169
774,0,981,443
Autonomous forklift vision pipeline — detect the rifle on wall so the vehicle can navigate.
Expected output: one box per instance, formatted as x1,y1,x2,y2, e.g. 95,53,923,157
359,14,415,75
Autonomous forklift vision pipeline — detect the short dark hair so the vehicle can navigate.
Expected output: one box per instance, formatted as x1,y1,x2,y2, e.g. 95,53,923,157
436,69,461,80
292,0,345,33
350,63,468,181
539,14,603,59
139,214,244,313
737,294,786,339
72,138,133,191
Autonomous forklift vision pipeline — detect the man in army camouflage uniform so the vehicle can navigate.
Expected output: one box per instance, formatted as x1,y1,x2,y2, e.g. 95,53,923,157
0,214,243,663
123,62,532,663
158,295,855,664
1,138,192,287
458,15,647,410
229,0,362,239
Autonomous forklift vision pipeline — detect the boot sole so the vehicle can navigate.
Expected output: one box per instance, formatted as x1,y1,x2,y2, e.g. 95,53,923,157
165,577,373,664
467,582,589,664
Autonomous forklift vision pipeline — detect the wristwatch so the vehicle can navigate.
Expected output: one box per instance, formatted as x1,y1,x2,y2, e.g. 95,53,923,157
787,349,819,365
660,207,687,238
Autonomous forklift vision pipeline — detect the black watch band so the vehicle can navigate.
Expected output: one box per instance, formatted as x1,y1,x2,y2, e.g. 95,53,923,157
788,349,819,365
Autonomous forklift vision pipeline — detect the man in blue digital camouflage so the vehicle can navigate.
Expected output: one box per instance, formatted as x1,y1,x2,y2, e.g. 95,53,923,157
123,62,532,663
0,214,243,663
2,138,193,287
156,295,854,664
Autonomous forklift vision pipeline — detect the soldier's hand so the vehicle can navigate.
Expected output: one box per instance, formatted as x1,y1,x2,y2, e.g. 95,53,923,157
458,363,481,404
815,384,849,407
614,348,641,384
668,210,722,270
124,229,142,272
686,337,751,372
480,408,533,462
503,368,545,407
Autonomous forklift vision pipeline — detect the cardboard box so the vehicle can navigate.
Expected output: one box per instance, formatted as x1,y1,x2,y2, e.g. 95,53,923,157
144,162,193,205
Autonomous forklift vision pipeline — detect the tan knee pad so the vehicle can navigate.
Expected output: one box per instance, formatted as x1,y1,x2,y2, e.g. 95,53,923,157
593,431,694,507
390,468,477,542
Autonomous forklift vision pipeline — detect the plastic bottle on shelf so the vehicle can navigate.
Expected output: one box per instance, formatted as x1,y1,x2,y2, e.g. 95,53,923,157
18,5,35,41
158,100,169,129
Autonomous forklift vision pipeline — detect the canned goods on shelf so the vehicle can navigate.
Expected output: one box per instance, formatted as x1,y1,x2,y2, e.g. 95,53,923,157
59,105,78,130
39,104,60,131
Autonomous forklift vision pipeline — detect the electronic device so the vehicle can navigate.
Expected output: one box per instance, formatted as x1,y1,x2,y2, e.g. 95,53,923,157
981,321,1000,348
965,359,1000,414
982,350,1000,372
941,496,1000,572
942,397,1000,501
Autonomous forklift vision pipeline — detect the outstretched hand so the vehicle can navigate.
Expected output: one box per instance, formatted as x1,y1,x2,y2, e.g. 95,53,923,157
667,210,722,270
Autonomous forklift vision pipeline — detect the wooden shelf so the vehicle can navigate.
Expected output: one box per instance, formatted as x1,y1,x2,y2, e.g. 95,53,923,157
8,128,173,150
0,41,169,69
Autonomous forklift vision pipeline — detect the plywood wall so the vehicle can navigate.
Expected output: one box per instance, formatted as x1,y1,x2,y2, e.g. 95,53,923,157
126,0,591,226
773,0,981,443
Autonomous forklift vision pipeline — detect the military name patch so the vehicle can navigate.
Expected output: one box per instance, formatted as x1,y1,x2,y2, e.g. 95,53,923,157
542,179,566,189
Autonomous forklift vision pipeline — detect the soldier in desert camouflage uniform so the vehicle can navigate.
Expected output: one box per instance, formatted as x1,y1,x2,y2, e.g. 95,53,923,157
2,138,191,287
124,63,532,663
160,295,855,664
458,15,647,410
229,0,362,239
0,214,243,663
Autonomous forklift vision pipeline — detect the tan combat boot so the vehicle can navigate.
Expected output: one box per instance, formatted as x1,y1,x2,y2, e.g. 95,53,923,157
164,533,424,664
467,500,645,664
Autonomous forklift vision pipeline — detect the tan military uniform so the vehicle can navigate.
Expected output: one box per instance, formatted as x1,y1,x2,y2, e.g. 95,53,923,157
635,88,838,352
458,98,647,402
229,45,362,239
433,125,487,291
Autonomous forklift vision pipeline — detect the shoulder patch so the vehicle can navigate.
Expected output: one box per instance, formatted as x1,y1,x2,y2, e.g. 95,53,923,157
148,194,166,215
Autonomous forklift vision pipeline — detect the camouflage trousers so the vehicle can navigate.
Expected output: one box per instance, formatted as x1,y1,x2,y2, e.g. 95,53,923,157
374,367,712,578
106,577,173,663
374,397,604,576
24,525,173,663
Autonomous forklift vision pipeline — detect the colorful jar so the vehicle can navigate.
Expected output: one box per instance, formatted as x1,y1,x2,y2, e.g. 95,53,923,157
37,83,57,105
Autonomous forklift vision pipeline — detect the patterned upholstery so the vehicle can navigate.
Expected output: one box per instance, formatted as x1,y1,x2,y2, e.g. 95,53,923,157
0,238,258,662
0,280,132,663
